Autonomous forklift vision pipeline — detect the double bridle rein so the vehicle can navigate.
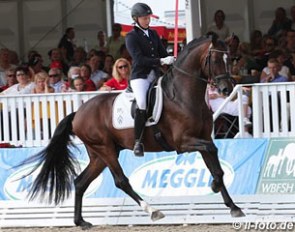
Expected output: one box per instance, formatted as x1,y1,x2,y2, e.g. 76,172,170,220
172,43,232,85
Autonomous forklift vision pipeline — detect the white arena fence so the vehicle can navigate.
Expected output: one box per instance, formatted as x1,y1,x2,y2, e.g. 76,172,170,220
0,82,294,147
213,82,295,138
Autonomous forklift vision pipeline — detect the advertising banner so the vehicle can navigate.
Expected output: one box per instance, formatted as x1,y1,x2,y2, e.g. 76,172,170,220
0,139,267,201
257,138,295,194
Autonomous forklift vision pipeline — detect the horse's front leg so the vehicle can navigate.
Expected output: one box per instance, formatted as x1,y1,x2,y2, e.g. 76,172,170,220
180,139,224,192
109,158,165,221
195,140,245,217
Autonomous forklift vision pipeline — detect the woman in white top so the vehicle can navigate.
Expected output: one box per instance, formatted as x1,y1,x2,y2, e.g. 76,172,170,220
1,65,34,95
207,10,230,40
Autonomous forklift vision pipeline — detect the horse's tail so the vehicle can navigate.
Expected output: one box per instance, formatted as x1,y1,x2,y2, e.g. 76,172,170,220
21,112,78,205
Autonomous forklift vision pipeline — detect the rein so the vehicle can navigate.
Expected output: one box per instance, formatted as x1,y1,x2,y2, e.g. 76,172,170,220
172,44,230,84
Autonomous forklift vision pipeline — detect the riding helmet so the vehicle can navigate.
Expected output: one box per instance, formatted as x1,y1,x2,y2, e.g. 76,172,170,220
131,3,153,19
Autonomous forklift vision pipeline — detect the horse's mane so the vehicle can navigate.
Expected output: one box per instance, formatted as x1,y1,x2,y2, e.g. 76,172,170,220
175,36,211,66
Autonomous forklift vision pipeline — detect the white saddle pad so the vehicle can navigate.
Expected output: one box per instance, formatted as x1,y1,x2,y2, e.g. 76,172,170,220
112,76,164,129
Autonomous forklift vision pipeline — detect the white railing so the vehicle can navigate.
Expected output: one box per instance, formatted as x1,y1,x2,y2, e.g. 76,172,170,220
0,82,294,147
213,82,295,138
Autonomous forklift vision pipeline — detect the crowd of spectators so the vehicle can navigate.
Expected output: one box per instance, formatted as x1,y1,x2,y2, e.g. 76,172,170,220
0,6,295,138
0,23,132,96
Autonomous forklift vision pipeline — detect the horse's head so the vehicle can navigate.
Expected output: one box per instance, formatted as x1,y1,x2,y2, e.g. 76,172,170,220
173,36,234,96
204,36,234,96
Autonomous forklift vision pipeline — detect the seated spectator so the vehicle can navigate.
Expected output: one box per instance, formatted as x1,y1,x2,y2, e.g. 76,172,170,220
0,48,16,87
48,48,69,76
88,53,109,89
62,66,81,92
70,76,86,92
0,68,17,92
1,65,34,95
70,46,87,67
268,7,291,38
260,58,289,83
103,54,114,77
99,58,130,91
208,83,252,128
250,30,264,57
80,64,96,91
28,53,47,75
260,49,291,81
255,35,277,71
48,67,64,93
31,72,54,93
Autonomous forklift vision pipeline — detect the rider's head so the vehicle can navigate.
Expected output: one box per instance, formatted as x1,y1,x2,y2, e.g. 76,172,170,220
131,3,153,30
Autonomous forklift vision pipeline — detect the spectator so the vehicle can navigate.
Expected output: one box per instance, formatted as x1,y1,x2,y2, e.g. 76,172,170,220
70,76,86,92
207,10,230,40
48,48,69,76
0,67,17,92
31,72,54,93
62,66,81,92
103,54,115,76
9,50,20,66
249,30,264,57
99,58,130,91
80,64,96,91
119,44,132,64
58,27,76,62
88,53,109,89
0,48,16,87
260,49,291,82
260,58,289,83
106,23,125,60
1,65,34,95
267,7,291,38
95,30,107,53
28,53,47,75
48,67,64,93
207,83,252,136
70,46,87,67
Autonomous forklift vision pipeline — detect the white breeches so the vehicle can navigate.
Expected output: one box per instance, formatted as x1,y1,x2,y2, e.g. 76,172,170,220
130,71,156,110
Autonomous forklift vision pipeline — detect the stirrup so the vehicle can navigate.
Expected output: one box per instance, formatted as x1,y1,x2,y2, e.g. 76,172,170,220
133,141,144,157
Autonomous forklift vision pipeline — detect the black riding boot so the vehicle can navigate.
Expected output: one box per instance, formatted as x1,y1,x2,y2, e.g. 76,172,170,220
133,109,146,157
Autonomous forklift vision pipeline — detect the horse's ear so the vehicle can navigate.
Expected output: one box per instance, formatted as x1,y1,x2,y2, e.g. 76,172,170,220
205,31,218,46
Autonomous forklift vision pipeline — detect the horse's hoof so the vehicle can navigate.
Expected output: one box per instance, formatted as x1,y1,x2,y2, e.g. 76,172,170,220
80,221,93,230
231,206,245,217
211,179,222,193
151,210,165,221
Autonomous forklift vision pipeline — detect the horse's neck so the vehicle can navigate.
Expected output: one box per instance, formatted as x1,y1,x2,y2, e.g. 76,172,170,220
164,68,207,107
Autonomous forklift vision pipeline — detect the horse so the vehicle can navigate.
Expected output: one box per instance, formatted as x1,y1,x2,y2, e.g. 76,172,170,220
19,36,244,229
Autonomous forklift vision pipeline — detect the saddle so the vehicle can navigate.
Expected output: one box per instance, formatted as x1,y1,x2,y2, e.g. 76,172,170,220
112,76,164,130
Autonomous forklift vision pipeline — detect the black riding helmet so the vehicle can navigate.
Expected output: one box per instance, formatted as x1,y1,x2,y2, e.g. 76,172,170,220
131,3,153,20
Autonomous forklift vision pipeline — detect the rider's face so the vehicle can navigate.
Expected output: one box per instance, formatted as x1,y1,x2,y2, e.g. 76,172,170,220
138,15,151,28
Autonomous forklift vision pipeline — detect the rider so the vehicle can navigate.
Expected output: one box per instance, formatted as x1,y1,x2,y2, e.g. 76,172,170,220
125,2,175,157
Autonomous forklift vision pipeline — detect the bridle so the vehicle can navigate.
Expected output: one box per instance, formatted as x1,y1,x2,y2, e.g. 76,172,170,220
172,43,233,85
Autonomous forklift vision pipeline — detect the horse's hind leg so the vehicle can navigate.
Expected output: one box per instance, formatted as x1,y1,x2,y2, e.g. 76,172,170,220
106,152,165,221
197,140,245,217
74,148,107,229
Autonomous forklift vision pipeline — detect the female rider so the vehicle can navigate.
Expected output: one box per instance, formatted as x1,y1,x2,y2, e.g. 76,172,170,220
125,2,174,157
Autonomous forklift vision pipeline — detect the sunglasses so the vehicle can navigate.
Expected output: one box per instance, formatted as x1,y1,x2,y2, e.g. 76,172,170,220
118,65,128,69
49,74,59,78
7,74,15,77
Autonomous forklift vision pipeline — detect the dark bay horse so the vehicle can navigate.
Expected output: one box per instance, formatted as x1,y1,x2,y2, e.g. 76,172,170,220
20,36,244,229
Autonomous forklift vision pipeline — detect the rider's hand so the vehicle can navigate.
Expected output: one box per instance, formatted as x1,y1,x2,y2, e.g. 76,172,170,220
160,56,175,65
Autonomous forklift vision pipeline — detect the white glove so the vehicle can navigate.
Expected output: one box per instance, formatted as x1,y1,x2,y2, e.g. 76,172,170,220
160,56,175,65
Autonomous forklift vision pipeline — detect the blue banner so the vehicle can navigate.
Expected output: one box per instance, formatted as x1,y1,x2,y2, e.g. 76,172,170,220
0,139,267,201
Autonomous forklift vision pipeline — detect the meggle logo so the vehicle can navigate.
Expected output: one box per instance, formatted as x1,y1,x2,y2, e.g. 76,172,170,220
129,152,234,197
4,160,102,201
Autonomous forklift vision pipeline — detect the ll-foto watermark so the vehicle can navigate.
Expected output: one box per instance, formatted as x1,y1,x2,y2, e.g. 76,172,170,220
233,221,295,231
